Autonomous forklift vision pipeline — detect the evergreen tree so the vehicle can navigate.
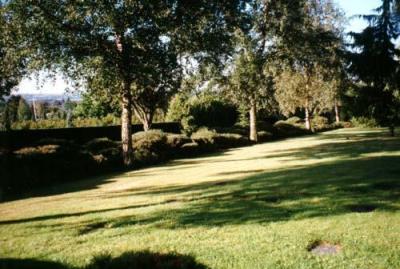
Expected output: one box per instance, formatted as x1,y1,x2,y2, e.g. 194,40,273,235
348,0,400,135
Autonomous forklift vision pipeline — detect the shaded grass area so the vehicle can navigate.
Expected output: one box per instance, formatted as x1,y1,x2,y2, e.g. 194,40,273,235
0,251,209,269
0,128,399,269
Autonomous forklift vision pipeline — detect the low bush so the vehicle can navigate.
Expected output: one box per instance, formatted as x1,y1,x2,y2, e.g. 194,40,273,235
84,138,120,153
1,143,98,198
180,142,201,156
214,125,248,136
312,116,332,131
257,121,275,133
272,121,312,138
191,128,217,145
166,133,191,149
83,138,122,166
191,128,249,150
258,131,274,142
285,116,303,125
214,133,249,149
350,117,379,128
132,130,169,164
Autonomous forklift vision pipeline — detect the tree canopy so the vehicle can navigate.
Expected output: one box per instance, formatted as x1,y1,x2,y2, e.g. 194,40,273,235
10,0,249,165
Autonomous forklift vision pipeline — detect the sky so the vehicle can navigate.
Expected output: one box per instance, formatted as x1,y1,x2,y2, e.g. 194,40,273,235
15,0,383,95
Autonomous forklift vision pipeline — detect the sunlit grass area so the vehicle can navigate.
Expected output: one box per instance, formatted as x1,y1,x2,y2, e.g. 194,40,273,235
0,128,399,269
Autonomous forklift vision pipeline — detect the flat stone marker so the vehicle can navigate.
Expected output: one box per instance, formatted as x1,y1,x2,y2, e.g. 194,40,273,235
310,242,341,255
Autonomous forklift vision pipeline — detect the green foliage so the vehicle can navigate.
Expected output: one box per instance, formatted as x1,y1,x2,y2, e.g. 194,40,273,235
0,2,26,97
350,117,379,128
84,138,120,153
348,0,400,128
166,134,191,149
312,115,329,130
1,142,98,196
274,65,338,118
73,92,120,119
189,95,238,129
191,127,218,146
165,94,190,123
132,130,169,164
10,0,247,164
166,93,238,134
17,98,32,121
10,115,121,130
273,121,312,138
191,127,249,149
11,119,66,130
274,0,344,126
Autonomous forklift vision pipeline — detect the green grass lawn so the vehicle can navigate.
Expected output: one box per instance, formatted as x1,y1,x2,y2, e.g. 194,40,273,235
0,128,399,269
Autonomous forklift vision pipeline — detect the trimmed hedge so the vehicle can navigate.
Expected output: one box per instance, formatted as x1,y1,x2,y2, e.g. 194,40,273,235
0,122,181,149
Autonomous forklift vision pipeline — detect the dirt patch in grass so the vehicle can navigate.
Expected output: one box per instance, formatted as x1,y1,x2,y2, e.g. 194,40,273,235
307,240,342,255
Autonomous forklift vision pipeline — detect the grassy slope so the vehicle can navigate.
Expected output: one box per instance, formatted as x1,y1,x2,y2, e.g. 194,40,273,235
0,128,399,269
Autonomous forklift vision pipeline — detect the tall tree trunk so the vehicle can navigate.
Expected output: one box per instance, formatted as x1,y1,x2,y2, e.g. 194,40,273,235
142,112,153,131
133,105,154,132
305,106,311,131
249,98,258,142
121,82,133,167
334,99,340,123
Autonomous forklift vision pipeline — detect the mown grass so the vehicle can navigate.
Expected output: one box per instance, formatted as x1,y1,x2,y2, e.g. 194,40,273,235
0,128,399,269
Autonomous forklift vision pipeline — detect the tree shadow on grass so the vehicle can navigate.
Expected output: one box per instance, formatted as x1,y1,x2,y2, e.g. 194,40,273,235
0,258,69,269
84,251,209,269
104,135,400,228
0,252,209,269
1,131,399,229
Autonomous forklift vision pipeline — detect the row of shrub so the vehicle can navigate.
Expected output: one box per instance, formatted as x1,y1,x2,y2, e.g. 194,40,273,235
0,117,345,201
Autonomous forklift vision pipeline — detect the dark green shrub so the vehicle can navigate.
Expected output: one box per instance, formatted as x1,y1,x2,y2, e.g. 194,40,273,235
312,116,330,131
191,128,249,150
214,133,249,148
166,133,191,149
180,142,201,156
272,121,312,138
132,130,168,164
257,121,275,133
1,144,97,198
350,117,379,128
190,128,218,150
258,131,274,142
166,93,238,133
84,138,120,153
189,99,238,128
214,125,248,136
